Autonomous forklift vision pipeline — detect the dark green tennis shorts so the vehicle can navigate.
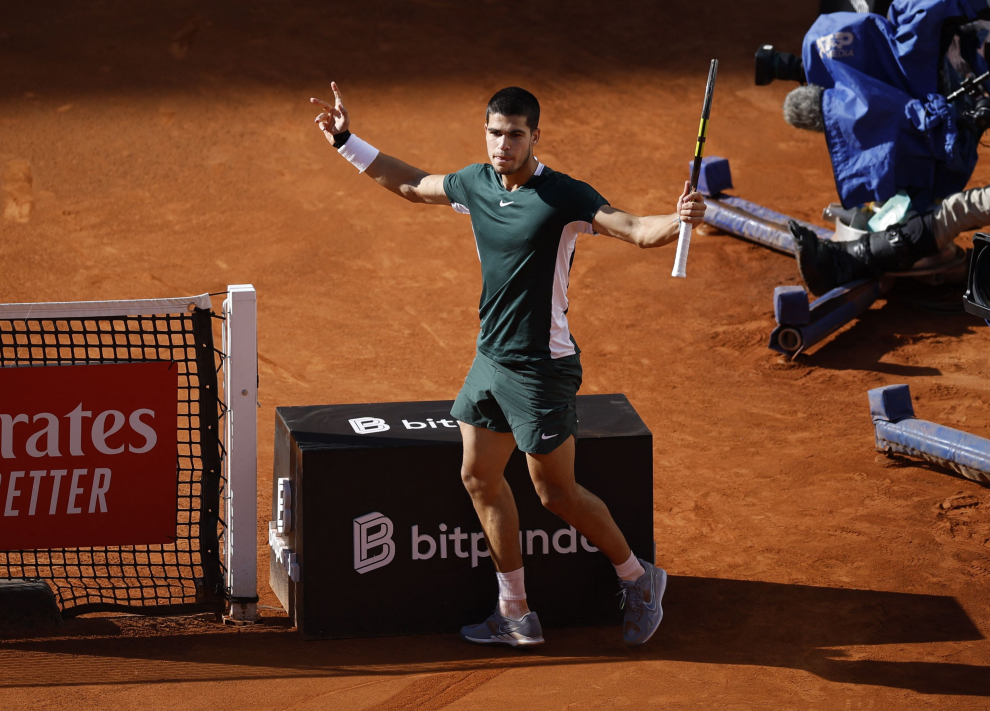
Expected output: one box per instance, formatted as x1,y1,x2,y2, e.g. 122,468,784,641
451,350,583,455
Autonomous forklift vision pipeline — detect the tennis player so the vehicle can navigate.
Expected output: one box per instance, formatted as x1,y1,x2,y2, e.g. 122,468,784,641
312,83,706,647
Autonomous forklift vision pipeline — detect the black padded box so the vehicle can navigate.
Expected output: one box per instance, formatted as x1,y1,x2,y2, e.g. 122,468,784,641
269,394,653,640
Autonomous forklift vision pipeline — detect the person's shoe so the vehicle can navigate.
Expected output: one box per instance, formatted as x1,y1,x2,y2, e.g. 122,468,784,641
618,559,667,646
790,215,939,296
459,609,545,647
789,220,874,296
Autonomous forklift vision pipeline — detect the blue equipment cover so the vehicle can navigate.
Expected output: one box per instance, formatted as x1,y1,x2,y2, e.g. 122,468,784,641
803,0,987,210
774,285,812,325
720,196,835,240
870,383,990,484
691,156,734,196
704,198,796,254
704,196,834,255
768,277,891,356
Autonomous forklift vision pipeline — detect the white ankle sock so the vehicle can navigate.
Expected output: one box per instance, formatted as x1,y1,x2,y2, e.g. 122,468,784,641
496,568,530,620
614,551,645,582
499,599,530,620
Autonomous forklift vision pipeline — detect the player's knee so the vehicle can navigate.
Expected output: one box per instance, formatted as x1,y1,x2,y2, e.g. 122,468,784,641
460,466,498,500
537,483,575,516
460,466,480,492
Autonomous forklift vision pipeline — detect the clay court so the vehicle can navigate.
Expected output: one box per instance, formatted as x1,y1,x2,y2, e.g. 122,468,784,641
2,0,990,707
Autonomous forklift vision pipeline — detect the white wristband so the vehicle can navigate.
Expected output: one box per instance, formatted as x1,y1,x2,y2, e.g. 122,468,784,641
337,134,380,173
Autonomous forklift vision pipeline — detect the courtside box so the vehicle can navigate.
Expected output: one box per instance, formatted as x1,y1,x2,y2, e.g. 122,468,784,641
269,394,653,640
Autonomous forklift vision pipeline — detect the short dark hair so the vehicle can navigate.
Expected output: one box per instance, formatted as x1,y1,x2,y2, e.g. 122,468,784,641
486,87,540,130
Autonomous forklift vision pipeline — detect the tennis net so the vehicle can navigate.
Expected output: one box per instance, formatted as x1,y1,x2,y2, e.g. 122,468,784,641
0,294,226,616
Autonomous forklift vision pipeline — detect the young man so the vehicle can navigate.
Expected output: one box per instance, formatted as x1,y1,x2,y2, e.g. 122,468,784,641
312,84,706,647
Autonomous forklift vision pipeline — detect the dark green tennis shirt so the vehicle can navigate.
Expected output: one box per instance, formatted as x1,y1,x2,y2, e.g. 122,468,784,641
444,161,609,364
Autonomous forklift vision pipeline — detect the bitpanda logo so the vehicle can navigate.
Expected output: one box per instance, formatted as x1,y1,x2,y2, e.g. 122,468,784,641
353,510,601,574
816,32,855,60
348,417,390,434
353,512,395,574
348,415,459,434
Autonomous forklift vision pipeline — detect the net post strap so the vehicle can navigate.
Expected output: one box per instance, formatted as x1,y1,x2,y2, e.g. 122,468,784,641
192,307,225,602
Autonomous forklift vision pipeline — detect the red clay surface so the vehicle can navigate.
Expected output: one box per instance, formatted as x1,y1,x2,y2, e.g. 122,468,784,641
2,1,990,708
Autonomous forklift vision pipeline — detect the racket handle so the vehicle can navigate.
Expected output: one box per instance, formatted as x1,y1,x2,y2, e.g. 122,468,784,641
671,220,692,278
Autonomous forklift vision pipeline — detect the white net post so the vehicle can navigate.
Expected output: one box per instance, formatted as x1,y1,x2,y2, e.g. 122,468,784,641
223,284,259,622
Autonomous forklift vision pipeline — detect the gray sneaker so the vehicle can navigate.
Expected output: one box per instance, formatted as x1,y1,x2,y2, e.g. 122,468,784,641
618,559,667,646
460,609,545,647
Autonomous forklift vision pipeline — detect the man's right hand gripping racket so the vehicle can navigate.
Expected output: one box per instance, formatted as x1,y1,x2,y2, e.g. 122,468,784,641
672,59,718,279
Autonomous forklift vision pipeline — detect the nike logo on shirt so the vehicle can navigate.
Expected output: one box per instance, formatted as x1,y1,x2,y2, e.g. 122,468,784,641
541,433,558,440
499,200,515,207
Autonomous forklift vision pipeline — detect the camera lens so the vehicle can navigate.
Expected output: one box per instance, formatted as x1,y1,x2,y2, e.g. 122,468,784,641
964,235,990,319
974,241,990,307
755,45,806,86
755,45,777,86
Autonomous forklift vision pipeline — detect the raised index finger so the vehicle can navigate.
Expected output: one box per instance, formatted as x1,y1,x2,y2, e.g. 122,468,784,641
331,81,344,107
310,97,334,111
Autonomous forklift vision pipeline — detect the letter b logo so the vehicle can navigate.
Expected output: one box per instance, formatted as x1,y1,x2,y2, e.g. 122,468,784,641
353,512,395,574
349,417,390,434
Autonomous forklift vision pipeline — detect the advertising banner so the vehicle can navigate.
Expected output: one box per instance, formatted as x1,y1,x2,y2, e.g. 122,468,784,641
0,362,178,549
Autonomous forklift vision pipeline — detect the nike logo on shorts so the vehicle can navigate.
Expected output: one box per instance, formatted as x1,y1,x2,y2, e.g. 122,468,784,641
541,433,558,440
499,200,514,207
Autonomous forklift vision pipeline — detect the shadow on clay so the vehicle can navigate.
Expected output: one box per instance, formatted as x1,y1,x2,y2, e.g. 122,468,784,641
800,295,977,376
0,575,985,696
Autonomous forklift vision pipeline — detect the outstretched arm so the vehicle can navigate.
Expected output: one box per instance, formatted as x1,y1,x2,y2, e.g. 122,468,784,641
592,181,706,248
311,82,449,205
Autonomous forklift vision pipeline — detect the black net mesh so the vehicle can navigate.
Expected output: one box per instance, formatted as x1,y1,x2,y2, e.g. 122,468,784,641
0,306,225,616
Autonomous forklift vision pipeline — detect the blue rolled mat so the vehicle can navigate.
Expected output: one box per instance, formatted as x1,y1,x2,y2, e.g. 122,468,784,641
869,384,990,484
718,196,834,241
704,198,796,254
797,277,889,349
769,277,891,356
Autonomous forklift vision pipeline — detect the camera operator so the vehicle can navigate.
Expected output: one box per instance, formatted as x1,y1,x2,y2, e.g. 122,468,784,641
790,186,990,295
757,0,990,294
